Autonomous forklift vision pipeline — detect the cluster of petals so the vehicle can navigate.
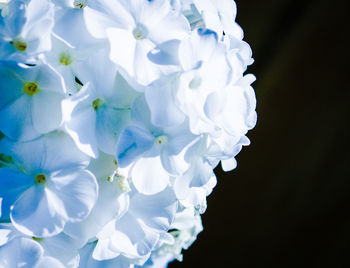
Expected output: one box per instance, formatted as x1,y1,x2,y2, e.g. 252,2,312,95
0,0,256,267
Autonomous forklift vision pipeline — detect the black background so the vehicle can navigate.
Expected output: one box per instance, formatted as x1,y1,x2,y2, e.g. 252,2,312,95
171,0,350,267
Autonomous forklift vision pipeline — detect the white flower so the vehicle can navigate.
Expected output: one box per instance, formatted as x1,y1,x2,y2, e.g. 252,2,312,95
83,0,190,85
63,56,138,157
0,0,54,61
116,96,195,195
0,61,66,141
0,132,98,237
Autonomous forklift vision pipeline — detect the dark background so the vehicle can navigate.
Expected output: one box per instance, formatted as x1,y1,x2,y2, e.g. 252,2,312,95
171,0,350,267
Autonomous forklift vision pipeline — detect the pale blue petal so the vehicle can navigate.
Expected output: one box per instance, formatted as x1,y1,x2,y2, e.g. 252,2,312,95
0,94,40,141
1,1,26,37
107,28,136,80
221,158,237,172
189,158,214,188
131,154,170,195
64,180,129,245
49,169,98,223
0,169,33,220
0,237,43,268
179,28,217,70
148,9,190,43
0,62,24,109
65,104,99,159
147,40,181,66
111,72,140,108
116,126,154,167
96,106,130,155
54,9,97,48
11,187,66,237
0,136,44,173
133,39,162,85
145,75,185,128
130,187,177,231
160,149,189,175
32,91,64,134
111,215,159,257
130,95,153,130
41,131,91,171
79,243,132,268
40,232,82,268
35,64,66,94
35,256,65,268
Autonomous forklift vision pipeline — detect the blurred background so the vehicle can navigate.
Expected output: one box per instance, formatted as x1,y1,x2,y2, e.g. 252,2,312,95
171,0,350,267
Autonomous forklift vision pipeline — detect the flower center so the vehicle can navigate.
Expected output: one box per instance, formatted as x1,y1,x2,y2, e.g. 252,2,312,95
117,175,131,192
92,98,104,111
59,52,73,66
132,25,148,40
23,82,39,96
74,0,88,8
10,39,27,52
0,153,13,168
155,135,168,145
35,174,47,184
32,237,44,242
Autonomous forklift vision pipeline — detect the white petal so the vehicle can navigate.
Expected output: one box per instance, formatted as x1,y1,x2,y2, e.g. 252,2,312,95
0,62,24,109
11,187,66,237
54,8,97,48
92,238,120,261
107,28,136,79
64,179,129,244
221,158,237,172
32,91,64,134
35,256,65,268
96,106,130,155
148,10,189,43
130,187,177,231
41,131,90,171
0,168,33,220
145,75,185,127
0,237,43,268
116,126,154,167
65,105,98,158
49,169,98,223
131,155,169,195
147,40,181,66
0,94,39,141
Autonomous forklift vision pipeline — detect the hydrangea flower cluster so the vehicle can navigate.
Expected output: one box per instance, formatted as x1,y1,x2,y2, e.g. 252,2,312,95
0,0,256,267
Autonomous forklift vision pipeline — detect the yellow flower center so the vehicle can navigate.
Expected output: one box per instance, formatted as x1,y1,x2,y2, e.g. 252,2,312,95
59,53,72,66
35,174,46,184
23,82,39,96
92,98,104,111
155,135,168,145
133,25,147,40
32,237,44,242
10,40,27,51
74,0,88,8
